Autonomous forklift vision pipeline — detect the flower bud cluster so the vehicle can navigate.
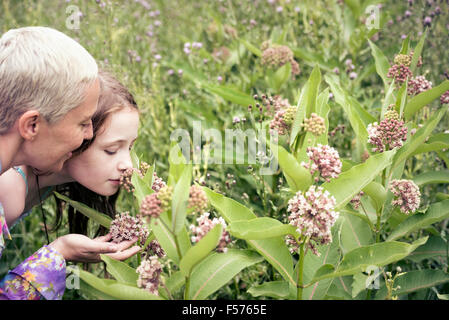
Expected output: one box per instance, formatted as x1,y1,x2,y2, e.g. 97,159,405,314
302,144,342,182
120,168,135,192
287,185,339,256
142,239,166,259
387,64,413,86
303,113,326,136
367,117,408,153
440,90,449,105
189,212,232,253
269,108,291,136
394,54,412,67
136,256,162,295
285,235,299,254
110,212,149,244
350,191,364,210
389,179,421,214
140,193,163,219
188,185,209,214
408,75,432,96
261,44,300,78
157,186,174,211
151,172,166,192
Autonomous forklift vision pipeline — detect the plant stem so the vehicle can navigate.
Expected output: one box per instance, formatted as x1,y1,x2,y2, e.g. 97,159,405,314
296,241,306,300
184,275,190,300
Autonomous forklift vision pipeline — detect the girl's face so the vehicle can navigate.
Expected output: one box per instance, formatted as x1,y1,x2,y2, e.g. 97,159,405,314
65,107,139,196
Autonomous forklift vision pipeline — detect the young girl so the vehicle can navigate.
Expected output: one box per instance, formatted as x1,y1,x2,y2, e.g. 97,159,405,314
0,70,142,299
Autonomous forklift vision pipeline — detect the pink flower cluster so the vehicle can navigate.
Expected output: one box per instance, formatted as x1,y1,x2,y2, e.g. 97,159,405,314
440,90,449,105
408,75,432,96
143,239,166,259
301,144,342,182
387,64,413,86
152,172,166,192
189,212,232,253
140,193,163,219
261,44,300,78
269,108,291,136
367,118,408,153
287,185,339,256
119,168,135,192
109,212,149,244
389,179,421,214
136,256,163,295
188,185,209,213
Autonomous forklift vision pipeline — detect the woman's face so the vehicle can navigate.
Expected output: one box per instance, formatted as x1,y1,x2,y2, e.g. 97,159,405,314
65,107,139,196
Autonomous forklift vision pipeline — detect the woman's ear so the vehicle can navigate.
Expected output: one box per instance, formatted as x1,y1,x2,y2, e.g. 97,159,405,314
17,110,41,141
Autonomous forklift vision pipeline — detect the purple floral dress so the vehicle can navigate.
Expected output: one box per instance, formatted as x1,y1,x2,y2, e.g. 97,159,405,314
0,198,66,300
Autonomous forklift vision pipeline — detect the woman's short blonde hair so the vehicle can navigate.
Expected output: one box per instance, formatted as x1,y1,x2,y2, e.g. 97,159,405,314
0,26,98,134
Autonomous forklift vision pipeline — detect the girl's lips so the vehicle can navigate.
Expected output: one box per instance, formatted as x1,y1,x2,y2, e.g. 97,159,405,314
109,179,120,186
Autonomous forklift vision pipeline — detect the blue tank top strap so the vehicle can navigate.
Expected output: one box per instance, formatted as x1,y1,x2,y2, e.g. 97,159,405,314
13,166,28,196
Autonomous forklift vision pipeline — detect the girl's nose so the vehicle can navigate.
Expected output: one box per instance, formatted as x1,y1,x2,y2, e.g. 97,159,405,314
118,152,133,171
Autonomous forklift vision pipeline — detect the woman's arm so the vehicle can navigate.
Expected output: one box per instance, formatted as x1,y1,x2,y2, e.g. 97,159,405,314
0,166,27,227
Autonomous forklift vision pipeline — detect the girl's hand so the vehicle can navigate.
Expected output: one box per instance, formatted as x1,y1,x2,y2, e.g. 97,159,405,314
49,233,141,263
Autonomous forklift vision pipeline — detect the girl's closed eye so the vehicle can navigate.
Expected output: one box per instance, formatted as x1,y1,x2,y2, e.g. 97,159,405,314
105,150,117,155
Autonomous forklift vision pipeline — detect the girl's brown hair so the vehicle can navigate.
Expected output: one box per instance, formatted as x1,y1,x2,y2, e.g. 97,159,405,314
53,70,138,235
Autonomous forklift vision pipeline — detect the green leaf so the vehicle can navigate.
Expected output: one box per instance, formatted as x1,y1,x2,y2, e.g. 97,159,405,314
79,279,118,300
180,224,222,277
203,83,256,107
322,150,395,210
302,221,342,300
393,108,447,171
387,199,449,241
368,40,391,89
410,30,426,73
351,272,369,298
228,217,299,240
188,249,263,299
309,237,428,283
396,80,408,118
168,141,187,186
404,80,449,120
247,238,296,287
203,186,256,221
340,214,374,255
407,236,448,263
204,187,295,286
238,38,262,57
292,47,335,72
325,74,368,146
304,65,321,117
362,181,387,212
399,35,410,55
289,65,321,147
269,62,291,92
375,269,449,300
164,271,185,297
413,170,449,187
269,143,312,193
150,213,191,264
150,215,178,263
100,254,138,286
131,169,153,207
53,192,112,228
172,164,192,235
247,281,290,299
78,269,163,300
410,133,449,156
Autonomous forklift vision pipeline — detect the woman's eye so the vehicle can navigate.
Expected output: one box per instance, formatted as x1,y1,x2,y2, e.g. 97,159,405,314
105,150,117,155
